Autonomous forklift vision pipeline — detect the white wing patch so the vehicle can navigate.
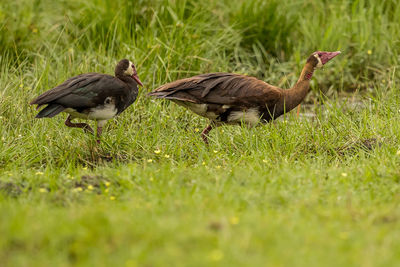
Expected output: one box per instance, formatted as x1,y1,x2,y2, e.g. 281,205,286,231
88,103,117,120
227,108,260,127
173,101,233,120
173,101,215,119
64,108,85,119
64,102,117,121
187,103,219,119
184,102,208,116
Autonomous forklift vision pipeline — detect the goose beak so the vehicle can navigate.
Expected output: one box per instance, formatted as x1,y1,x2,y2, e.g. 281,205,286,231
132,73,143,87
321,51,341,65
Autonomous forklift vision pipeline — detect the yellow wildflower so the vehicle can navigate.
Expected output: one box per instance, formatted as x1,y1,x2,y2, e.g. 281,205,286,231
341,173,348,177
39,188,47,193
209,250,224,261
87,185,94,190
229,216,239,225
339,232,349,239
154,149,161,154
125,259,137,267
110,196,116,200
367,50,372,55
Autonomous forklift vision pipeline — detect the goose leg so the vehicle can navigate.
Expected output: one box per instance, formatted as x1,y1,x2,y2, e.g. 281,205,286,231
201,124,213,144
96,120,107,144
96,127,103,144
296,104,301,118
64,115,94,134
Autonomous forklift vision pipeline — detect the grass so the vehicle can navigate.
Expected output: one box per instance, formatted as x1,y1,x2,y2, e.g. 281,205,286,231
1,0,400,266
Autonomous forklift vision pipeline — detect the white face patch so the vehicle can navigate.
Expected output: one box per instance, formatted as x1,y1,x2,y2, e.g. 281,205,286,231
124,61,134,76
227,108,260,127
313,54,323,68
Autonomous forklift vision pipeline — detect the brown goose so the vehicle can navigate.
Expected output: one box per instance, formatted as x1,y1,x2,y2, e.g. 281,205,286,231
30,59,143,143
148,51,340,143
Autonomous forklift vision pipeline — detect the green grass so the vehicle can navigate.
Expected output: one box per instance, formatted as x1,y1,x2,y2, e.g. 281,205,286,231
1,0,400,266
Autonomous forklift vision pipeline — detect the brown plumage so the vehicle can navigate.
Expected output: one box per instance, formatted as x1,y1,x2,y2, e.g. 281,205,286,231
148,51,340,143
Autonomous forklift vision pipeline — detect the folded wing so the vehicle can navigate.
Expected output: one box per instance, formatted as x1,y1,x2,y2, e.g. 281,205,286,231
148,72,282,109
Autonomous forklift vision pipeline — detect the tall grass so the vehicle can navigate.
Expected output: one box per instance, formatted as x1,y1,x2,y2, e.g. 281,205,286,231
1,0,399,88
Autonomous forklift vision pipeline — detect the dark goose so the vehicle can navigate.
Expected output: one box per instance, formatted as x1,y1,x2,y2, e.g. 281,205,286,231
30,59,143,143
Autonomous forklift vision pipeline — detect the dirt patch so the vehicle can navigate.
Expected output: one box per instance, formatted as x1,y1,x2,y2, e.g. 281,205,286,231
373,214,399,225
72,175,112,194
336,137,382,156
0,181,24,197
208,221,223,231
76,152,129,168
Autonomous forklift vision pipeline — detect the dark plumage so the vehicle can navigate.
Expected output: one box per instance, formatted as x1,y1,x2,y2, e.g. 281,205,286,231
30,59,143,143
148,51,340,143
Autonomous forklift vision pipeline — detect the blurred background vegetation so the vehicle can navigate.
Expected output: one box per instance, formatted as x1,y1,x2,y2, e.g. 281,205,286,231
1,0,399,95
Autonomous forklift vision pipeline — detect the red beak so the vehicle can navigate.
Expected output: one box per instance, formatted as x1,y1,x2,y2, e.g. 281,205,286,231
132,73,143,87
321,51,341,65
